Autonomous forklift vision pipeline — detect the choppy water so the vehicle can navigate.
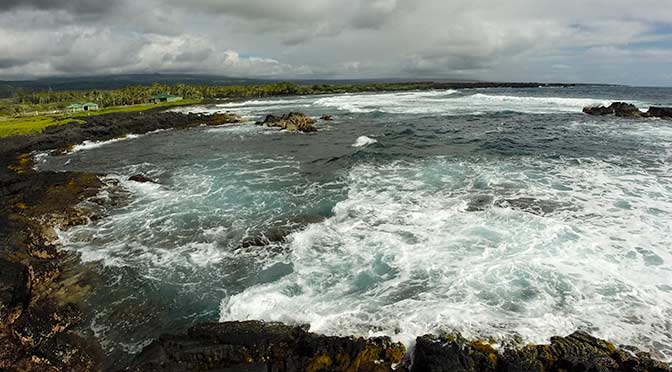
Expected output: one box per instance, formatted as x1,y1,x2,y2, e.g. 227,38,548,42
39,86,672,363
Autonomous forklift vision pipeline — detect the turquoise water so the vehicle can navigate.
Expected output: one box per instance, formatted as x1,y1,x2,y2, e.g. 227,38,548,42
39,86,672,363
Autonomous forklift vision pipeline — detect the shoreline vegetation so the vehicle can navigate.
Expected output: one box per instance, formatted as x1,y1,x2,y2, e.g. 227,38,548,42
0,81,574,138
0,104,670,370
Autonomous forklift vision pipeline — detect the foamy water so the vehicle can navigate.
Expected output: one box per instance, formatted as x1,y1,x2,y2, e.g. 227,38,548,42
220,156,672,353
41,86,672,362
181,89,641,117
71,134,142,152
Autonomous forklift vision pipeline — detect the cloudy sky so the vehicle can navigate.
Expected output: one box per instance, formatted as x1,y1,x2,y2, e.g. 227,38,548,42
1,0,671,85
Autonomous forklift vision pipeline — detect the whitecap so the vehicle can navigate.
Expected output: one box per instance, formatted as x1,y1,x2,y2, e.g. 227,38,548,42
70,134,142,152
352,136,378,148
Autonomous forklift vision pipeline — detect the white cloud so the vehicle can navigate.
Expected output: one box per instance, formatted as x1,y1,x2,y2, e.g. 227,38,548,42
0,0,671,85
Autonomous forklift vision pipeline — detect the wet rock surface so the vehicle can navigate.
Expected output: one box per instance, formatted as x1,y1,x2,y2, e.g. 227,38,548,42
0,168,106,370
583,102,642,118
466,195,570,216
125,321,406,372
411,331,671,372
128,174,156,184
583,102,672,119
256,112,318,132
646,107,672,118
207,112,244,125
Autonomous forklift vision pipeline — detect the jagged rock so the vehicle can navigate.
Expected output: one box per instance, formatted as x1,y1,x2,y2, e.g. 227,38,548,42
412,333,498,372
128,174,156,183
646,107,672,119
256,112,318,132
611,102,642,118
126,321,406,372
12,299,82,348
582,102,672,120
411,331,671,372
583,105,615,116
0,258,30,325
27,259,62,293
0,328,24,369
37,331,102,372
207,112,243,126
320,115,334,121
583,102,642,118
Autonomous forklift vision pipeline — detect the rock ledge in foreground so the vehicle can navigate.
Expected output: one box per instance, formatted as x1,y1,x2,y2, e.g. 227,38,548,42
412,331,670,372
126,321,405,372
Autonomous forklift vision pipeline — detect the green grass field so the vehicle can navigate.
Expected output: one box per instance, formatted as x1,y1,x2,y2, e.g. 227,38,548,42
0,99,202,138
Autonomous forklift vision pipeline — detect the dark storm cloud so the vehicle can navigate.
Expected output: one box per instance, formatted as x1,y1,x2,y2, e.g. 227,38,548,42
0,58,29,69
0,0,121,15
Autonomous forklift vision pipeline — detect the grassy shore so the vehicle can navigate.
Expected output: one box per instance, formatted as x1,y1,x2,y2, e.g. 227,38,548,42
0,98,202,138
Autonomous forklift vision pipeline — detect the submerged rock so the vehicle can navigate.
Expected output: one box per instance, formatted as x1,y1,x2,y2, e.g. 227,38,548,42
411,331,670,372
240,215,326,248
466,195,494,212
320,115,334,121
466,195,569,216
126,320,406,372
128,174,156,184
256,112,318,132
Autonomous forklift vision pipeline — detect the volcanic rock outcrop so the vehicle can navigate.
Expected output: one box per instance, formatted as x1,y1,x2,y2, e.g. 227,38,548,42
583,102,672,119
256,112,318,132
126,321,406,372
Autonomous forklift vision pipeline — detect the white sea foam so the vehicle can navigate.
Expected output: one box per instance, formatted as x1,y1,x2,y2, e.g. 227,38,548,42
314,90,459,114
70,134,142,152
352,136,378,148
177,90,629,117
314,92,626,115
220,156,672,358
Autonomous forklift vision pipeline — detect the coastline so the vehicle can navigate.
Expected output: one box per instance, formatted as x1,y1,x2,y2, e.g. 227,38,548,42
0,106,670,371
0,81,577,139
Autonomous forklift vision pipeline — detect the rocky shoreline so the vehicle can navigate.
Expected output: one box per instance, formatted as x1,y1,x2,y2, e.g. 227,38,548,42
0,109,670,371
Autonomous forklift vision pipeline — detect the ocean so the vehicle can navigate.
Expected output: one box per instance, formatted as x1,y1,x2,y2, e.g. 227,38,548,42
38,86,672,363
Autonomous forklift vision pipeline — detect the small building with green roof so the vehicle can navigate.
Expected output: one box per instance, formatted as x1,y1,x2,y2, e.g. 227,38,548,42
82,102,99,111
66,103,84,112
66,102,99,112
149,93,183,104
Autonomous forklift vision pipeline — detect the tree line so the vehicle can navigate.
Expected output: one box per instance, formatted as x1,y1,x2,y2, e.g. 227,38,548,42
11,81,443,108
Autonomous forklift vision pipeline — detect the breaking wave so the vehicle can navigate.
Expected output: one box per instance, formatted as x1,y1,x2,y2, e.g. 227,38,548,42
352,136,378,148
